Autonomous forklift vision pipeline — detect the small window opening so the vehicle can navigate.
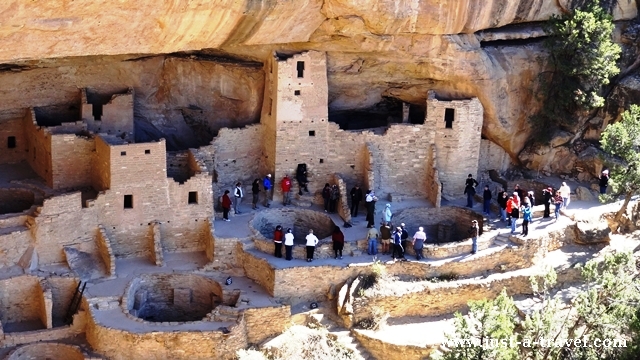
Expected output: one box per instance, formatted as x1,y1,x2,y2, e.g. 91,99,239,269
7,136,16,149
308,130,315,136
296,61,305,78
124,195,133,209
444,108,455,128
294,90,301,96
145,149,151,154
121,151,126,156
188,191,198,204
319,159,324,163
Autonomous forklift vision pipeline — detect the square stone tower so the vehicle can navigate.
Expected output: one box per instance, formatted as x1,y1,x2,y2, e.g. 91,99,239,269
261,51,330,190
425,91,483,198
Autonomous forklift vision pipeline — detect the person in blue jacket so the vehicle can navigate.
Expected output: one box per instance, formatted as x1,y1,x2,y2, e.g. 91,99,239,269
263,174,272,208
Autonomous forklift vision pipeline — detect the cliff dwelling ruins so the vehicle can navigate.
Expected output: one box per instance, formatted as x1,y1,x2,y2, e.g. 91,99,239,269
0,1,639,359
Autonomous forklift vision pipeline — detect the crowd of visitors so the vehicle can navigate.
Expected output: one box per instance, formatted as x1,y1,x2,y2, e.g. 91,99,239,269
222,168,609,262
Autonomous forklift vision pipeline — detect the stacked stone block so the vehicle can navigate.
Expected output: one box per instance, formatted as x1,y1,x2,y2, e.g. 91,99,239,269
426,91,483,198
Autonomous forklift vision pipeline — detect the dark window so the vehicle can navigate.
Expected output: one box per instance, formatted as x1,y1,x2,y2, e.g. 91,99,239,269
145,149,151,154
268,98,272,116
319,159,324,163
124,195,133,209
444,108,455,128
309,130,315,136
294,90,301,96
188,191,198,204
7,136,16,149
121,151,126,156
296,61,305,78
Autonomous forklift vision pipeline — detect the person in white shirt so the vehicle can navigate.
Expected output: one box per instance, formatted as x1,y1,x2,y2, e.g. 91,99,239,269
412,227,427,260
284,228,295,261
559,182,571,209
234,182,244,214
305,229,319,262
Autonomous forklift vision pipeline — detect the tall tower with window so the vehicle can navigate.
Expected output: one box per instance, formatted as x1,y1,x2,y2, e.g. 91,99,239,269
425,91,483,198
260,51,330,193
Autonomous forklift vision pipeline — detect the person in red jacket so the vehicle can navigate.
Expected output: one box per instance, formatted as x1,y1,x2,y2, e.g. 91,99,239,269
273,225,283,258
221,190,232,222
281,175,292,206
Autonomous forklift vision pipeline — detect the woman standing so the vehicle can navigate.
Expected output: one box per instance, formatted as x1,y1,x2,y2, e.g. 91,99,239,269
332,226,344,259
273,225,283,258
221,190,232,222
305,229,319,262
251,179,260,210
322,183,331,212
521,203,532,237
284,228,294,261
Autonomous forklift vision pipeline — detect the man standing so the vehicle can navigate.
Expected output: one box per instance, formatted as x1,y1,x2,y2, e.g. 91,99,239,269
482,185,492,215
365,190,377,228
233,182,244,214
497,190,508,222
559,182,571,209
553,190,564,221
379,222,391,255
305,229,319,262
412,226,427,261
464,174,478,208
469,220,479,255
296,164,309,195
263,174,272,208
543,187,552,218
281,175,292,206
392,226,404,261
599,170,609,194
350,185,363,217
367,225,379,256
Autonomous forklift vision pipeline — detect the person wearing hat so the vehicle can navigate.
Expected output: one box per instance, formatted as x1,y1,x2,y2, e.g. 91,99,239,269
263,174,272,208
543,187,553,218
382,203,393,224
469,220,479,255
412,226,427,260
599,169,610,194
526,190,535,207
392,226,405,261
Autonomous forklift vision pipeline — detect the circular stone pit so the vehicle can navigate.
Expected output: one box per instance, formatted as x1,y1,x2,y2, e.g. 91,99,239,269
0,188,35,215
392,206,483,245
124,274,223,323
6,343,84,360
251,208,336,245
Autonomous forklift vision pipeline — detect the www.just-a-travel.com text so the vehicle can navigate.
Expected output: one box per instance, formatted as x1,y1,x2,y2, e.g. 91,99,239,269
445,337,627,349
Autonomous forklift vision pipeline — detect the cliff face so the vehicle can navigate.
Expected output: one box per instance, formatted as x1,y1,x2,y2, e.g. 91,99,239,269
0,0,637,157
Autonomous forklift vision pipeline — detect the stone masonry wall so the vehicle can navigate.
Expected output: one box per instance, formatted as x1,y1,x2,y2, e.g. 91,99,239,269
82,89,135,138
49,133,94,189
351,274,533,323
0,117,26,164
352,330,434,360
425,144,442,207
212,125,264,200
86,308,248,360
22,109,53,187
0,228,31,268
0,275,43,325
426,91,483,198
243,305,291,345
166,150,191,182
32,192,98,265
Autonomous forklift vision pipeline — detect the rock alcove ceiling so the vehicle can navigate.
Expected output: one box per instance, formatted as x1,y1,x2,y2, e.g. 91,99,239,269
0,0,635,155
